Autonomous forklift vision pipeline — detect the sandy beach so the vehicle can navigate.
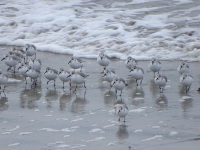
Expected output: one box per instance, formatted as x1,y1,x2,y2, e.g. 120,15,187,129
0,46,200,150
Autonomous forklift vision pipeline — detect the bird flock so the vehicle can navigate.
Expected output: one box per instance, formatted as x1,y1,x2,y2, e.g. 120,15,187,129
0,45,195,123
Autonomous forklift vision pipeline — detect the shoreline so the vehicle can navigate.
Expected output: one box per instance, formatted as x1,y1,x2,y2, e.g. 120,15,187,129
1,45,200,62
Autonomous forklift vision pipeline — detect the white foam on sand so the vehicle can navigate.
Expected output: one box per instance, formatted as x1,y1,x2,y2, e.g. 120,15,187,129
142,135,163,141
0,0,200,60
89,128,105,133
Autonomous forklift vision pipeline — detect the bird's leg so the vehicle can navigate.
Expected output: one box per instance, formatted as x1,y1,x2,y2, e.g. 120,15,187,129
69,80,71,90
54,80,56,87
25,77,27,84
140,79,143,85
73,85,77,93
84,82,86,89
120,90,122,96
62,82,65,89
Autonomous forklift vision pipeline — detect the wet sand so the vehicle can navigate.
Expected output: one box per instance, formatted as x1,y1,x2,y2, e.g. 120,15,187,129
0,46,200,150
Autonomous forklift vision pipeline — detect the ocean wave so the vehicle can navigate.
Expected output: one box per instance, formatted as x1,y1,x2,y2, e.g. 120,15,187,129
0,0,200,60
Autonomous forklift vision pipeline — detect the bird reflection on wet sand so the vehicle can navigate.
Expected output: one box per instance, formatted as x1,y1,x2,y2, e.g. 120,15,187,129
180,95,193,112
116,124,129,140
132,86,145,106
20,87,42,109
71,91,87,114
0,96,8,112
45,89,59,109
59,92,72,111
104,90,116,106
155,93,168,109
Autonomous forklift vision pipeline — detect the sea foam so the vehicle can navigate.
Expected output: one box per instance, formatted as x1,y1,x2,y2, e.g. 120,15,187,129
0,0,199,61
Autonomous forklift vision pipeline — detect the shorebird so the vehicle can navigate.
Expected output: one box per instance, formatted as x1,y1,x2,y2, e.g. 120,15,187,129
154,73,167,93
125,56,137,70
25,66,40,86
149,57,161,76
18,62,29,84
180,73,193,93
114,104,128,122
11,47,26,61
97,52,110,72
1,54,20,74
44,67,58,87
129,66,144,86
70,72,88,92
29,58,42,71
0,71,8,92
103,69,117,87
177,61,189,75
68,57,84,71
24,44,37,59
111,78,128,96
58,68,71,89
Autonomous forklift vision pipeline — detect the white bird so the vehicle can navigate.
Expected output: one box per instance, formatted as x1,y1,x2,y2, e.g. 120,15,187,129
44,67,58,87
103,69,117,87
70,72,88,92
18,62,29,84
97,52,110,72
129,66,144,86
29,58,42,71
177,61,189,75
125,56,137,70
1,54,20,74
112,78,128,96
11,47,26,62
25,67,40,86
149,58,161,76
154,73,167,93
180,73,193,93
0,71,8,92
68,57,84,71
114,104,128,122
24,44,37,58
58,68,71,89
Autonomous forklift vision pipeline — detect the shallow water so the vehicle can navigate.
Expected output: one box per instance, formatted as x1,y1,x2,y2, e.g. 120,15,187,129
0,47,200,150
0,0,200,60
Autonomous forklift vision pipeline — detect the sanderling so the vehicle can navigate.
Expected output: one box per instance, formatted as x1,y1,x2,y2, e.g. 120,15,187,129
24,44,37,59
1,54,20,74
29,58,42,71
125,56,137,70
44,67,58,87
149,58,161,76
25,67,40,86
58,68,71,89
70,71,88,92
18,62,29,84
154,73,167,93
0,71,8,92
111,78,128,96
180,73,193,93
114,104,128,122
68,57,84,71
177,61,189,75
103,69,117,87
97,52,110,72
11,47,26,59
129,66,144,86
